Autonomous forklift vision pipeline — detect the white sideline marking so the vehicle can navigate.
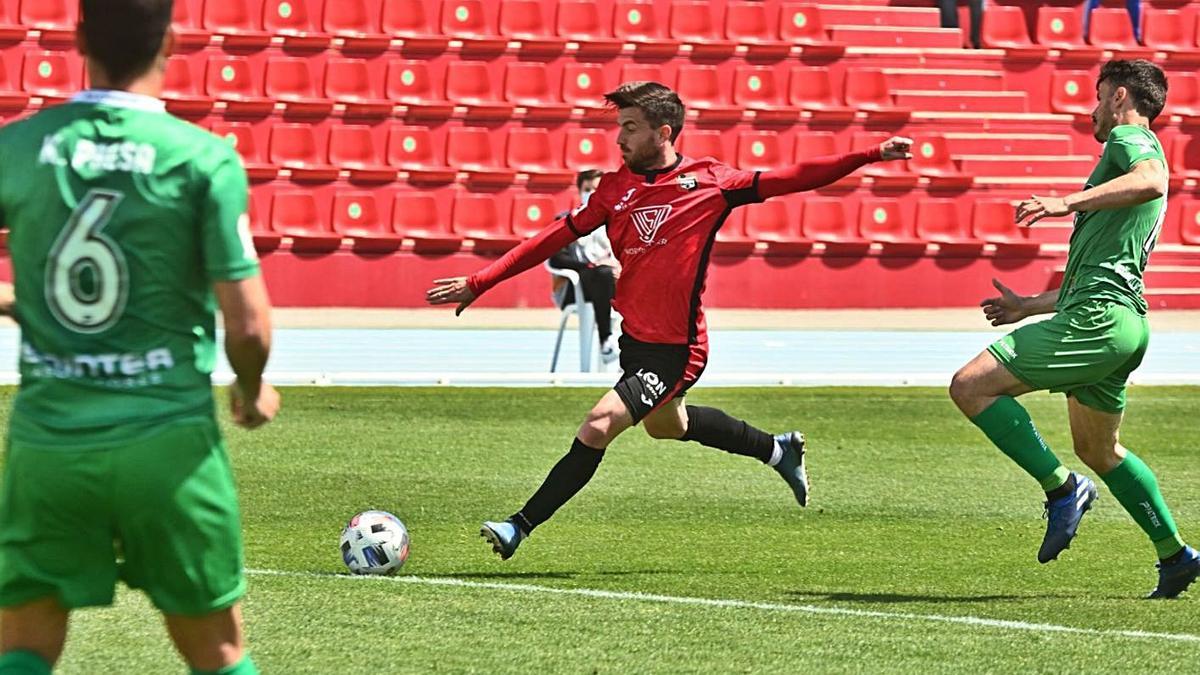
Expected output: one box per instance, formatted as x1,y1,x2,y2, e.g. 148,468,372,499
245,568,1200,644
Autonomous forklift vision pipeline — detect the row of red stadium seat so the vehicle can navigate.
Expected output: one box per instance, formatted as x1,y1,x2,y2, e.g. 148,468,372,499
984,6,1200,60
209,120,1200,187
249,187,1079,254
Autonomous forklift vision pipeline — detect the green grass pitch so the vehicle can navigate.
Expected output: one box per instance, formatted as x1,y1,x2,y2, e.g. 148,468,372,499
16,386,1199,673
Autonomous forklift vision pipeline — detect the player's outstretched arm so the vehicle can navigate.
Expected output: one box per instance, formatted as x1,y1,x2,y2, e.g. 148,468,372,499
215,275,279,429
425,218,580,315
757,136,912,199
980,278,1059,326
1016,159,1167,227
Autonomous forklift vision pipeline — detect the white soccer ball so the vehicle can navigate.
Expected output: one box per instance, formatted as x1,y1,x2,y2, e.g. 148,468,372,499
339,510,410,575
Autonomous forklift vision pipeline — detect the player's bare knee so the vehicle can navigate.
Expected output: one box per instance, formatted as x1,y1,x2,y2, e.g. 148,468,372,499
949,368,979,410
577,408,621,448
1073,440,1121,474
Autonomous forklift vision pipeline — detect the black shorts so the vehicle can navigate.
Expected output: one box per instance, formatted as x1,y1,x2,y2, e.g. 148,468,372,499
613,335,708,424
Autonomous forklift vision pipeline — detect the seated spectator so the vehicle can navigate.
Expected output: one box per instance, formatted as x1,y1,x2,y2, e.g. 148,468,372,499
550,170,621,364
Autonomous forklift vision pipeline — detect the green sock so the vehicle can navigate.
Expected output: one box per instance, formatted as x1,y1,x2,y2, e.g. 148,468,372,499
970,396,1070,491
0,650,52,675
191,654,258,675
1099,451,1186,559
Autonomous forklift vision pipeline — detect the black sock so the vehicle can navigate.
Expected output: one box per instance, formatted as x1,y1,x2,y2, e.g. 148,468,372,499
1045,473,1077,502
512,438,605,534
679,405,774,463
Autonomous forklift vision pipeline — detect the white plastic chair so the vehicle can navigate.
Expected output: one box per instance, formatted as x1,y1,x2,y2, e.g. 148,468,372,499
546,262,596,373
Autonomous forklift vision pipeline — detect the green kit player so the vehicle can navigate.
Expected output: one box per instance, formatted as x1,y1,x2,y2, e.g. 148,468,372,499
0,1,279,672
950,59,1198,598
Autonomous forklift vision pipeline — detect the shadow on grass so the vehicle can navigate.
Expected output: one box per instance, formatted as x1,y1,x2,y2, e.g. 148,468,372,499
785,590,1081,604
444,570,682,580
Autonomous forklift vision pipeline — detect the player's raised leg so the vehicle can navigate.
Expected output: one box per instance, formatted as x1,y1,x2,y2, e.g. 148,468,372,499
0,597,67,674
644,399,808,507
1067,397,1199,598
482,390,633,560
950,347,1097,563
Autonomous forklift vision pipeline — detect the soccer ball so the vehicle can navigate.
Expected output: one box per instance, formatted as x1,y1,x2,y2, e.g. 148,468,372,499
339,510,410,575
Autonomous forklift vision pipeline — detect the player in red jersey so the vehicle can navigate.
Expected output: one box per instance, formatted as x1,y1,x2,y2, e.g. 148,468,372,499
428,82,911,559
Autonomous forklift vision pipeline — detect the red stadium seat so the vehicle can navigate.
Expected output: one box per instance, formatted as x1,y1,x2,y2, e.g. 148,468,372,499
270,123,338,181
1142,9,1193,52
858,198,923,247
263,0,330,49
202,0,270,48
441,0,508,51
386,61,454,119
500,0,567,54
0,60,28,113
21,0,76,44
778,3,844,56
387,125,457,182
332,191,404,251
1162,73,1200,119
171,0,210,47
853,133,917,189
451,192,521,248
972,199,1039,252
510,193,560,238
1170,135,1200,181
446,61,514,120
246,188,280,249
1179,200,1200,246
844,69,909,122
162,56,213,117
505,62,571,120
675,65,740,124
915,199,979,248
22,51,80,105
736,131,786,172
789,67,853,121
271,191,343,251
669,1,735,58
677,130,728,162
909,134,972,188
383,0,450,51
392,191,462,251
561,63,609,111
1049,71,1094,117
1088,8,1153,58
205,56,273,115
793,131,858,188
981,5,1048,58
565,128,617,171
556,0,622,55
265,57,333,116
724,1,791,59
211,122,277,181
329,125,395,183
325,58,392,118
714,211,755,252
801,197,865,248
506,128,573,185
733,67,797,124
324,0,390,51
619,63,663,88
447,127,517,184
1036,7,1102,61
743,198,810,251
613,0,680,56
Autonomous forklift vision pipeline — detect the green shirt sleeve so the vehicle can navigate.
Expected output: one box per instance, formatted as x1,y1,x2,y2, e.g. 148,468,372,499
1104,126,1163,173
200,144,259,282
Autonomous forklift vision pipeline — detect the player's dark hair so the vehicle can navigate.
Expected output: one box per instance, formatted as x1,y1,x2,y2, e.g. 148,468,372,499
1098,59,1168,122
80,0,174,85
575,169,603,191
604,82,685,143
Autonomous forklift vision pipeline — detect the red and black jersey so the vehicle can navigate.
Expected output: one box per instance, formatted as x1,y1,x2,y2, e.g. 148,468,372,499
563,156,759,345
467,148,880,347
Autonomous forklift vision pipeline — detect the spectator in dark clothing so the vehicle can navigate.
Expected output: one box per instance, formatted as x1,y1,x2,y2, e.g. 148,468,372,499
937,0,984,49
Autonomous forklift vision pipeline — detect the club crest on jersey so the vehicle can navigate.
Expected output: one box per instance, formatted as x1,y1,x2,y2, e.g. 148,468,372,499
630,205,672,244
677,173,698,191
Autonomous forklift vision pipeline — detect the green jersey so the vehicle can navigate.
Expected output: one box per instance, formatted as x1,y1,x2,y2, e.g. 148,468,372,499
0,90,259,447
1057,124,1167,315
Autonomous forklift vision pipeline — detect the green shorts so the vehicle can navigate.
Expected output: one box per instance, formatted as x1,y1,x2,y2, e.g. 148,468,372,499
988,301,1150,414
0,418,245,615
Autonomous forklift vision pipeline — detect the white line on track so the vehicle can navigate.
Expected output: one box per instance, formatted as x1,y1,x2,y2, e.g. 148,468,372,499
245,568,1200,644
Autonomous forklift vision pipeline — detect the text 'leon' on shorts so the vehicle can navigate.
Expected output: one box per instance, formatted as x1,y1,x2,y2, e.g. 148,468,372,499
987,300,1150,414
0,418,246,616
613,335,709,424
